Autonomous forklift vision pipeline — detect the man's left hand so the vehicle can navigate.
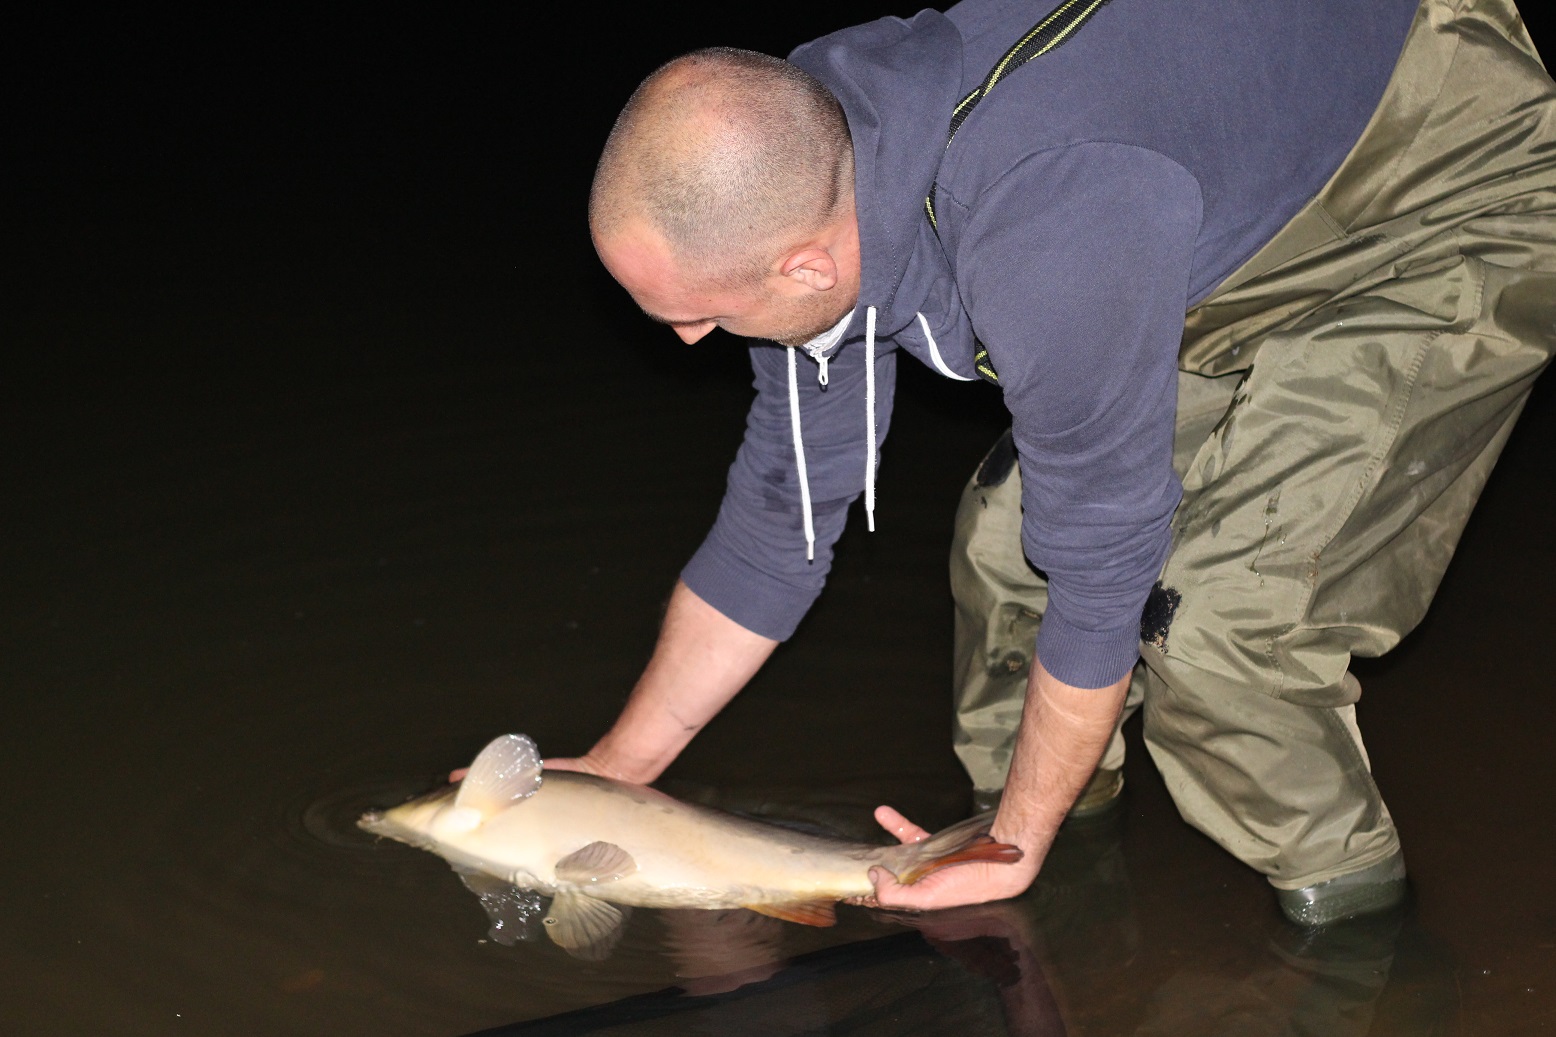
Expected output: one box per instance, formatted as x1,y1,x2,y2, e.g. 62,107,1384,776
860,805,1038,911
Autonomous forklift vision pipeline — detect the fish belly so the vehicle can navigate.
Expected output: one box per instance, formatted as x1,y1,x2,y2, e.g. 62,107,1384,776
460,780,879,908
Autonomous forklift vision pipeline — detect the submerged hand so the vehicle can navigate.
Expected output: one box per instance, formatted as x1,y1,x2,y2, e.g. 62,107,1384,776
864,805,1038,912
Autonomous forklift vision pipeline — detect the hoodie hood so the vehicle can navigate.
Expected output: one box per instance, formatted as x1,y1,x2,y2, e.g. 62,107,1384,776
767,14,983,562
790,12,981,363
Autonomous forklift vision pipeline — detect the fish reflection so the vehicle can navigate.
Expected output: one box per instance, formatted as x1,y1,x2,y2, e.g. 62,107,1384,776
657,908,789,995
466,913,1068,1037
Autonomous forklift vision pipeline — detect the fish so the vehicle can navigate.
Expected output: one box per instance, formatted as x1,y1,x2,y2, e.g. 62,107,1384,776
359,733,1023,957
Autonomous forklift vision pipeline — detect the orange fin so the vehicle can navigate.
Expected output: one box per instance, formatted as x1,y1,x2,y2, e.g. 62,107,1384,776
743,899,838,927
897,833,1024,886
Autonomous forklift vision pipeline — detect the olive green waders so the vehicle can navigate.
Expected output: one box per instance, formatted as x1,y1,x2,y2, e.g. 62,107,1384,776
951,0,1556,892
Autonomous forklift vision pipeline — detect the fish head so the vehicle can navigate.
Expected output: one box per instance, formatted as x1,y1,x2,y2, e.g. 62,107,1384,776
358,783,464,850
358,734,548,871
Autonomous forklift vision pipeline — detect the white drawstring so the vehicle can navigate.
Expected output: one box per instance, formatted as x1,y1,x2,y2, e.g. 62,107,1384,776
916,312,977,381
786,304,881,560
786,344,817,561
908,312,970,381
864,306,877,532
782,307,973,562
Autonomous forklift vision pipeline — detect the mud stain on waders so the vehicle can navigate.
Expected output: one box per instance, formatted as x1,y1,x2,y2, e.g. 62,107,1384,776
1140,581,1182,652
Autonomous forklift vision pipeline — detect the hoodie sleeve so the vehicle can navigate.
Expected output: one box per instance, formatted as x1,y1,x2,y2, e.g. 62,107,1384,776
951,142,1201,689
680,334,897,640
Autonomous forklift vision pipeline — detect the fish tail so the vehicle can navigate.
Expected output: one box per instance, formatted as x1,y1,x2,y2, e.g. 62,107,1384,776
889,811,1023,885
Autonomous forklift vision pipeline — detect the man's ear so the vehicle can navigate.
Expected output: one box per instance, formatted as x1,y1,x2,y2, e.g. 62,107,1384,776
778,248,839,292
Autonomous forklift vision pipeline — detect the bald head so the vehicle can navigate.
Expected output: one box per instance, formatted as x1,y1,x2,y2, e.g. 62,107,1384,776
590,48,854,288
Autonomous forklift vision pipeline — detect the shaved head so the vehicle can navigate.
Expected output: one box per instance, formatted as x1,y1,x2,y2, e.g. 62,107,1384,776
589,48,854,288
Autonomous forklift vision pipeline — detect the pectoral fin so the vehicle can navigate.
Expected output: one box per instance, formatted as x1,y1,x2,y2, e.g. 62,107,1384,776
455,734,543,816
544,891,627,960
743,900,838,927
555,841,637,886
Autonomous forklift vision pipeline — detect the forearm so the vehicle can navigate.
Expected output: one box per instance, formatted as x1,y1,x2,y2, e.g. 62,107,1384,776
863,654,1129,910
990,657,1129,865
583,579,778,784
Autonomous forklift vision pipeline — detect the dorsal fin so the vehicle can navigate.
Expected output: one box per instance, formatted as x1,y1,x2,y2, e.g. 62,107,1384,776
455,734,543,817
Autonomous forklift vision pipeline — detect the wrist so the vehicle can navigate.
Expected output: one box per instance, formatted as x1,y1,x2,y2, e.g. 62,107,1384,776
589,728,677,785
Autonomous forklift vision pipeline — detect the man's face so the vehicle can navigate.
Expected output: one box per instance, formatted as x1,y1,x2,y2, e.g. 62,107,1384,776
594,220,854,348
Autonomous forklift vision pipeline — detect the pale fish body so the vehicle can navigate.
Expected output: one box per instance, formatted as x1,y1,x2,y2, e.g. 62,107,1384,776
360,734,1021,956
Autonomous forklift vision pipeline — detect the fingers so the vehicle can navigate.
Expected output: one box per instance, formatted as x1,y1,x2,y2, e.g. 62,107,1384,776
874,804,932,845
868,860,1036,912
448,767,469,783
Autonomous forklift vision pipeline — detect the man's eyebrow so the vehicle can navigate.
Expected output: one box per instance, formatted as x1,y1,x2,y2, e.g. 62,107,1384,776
641,308,715,328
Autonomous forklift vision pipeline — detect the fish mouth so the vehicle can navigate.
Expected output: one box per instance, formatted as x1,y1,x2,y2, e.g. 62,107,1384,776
357,810,394,838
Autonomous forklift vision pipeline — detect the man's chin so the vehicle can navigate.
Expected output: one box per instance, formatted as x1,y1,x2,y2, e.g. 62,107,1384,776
773,315,852,349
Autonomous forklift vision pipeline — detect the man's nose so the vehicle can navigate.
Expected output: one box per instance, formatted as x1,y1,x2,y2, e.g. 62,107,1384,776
674,321,716,344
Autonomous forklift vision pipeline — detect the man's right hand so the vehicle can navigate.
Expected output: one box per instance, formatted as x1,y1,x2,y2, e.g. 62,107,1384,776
539,754,635,781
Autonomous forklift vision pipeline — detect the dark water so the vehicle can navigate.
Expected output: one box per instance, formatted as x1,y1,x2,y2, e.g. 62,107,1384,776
5,6,1554,1035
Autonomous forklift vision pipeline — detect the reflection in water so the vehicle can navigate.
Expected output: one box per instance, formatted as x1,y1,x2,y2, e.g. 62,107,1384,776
906,901,1068,1036
458,872,551,948
658,909,788,995
1026,811,1458,1037
1133,916,1382,1037
466,927,1055,1037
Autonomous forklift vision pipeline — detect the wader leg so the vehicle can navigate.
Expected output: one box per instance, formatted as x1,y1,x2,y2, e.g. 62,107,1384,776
1144,255,1555,890
1146,0,1556,906
950,430,1066,806
949,372,1238,808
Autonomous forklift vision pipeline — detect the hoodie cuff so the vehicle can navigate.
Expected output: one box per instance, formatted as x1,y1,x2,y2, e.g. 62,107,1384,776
680,537,820,642
1033,605,1141,690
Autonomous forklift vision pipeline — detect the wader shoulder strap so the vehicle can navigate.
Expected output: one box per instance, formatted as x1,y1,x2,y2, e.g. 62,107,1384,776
926,0,1114,385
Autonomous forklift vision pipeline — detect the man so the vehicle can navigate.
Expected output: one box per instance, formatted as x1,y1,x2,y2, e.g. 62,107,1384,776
566,0,1556,922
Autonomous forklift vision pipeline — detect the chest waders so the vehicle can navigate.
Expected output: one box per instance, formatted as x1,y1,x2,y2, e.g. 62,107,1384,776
948,0,1556,922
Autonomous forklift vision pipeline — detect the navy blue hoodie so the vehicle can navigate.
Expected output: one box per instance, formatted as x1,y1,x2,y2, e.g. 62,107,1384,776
680,0,1418,688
